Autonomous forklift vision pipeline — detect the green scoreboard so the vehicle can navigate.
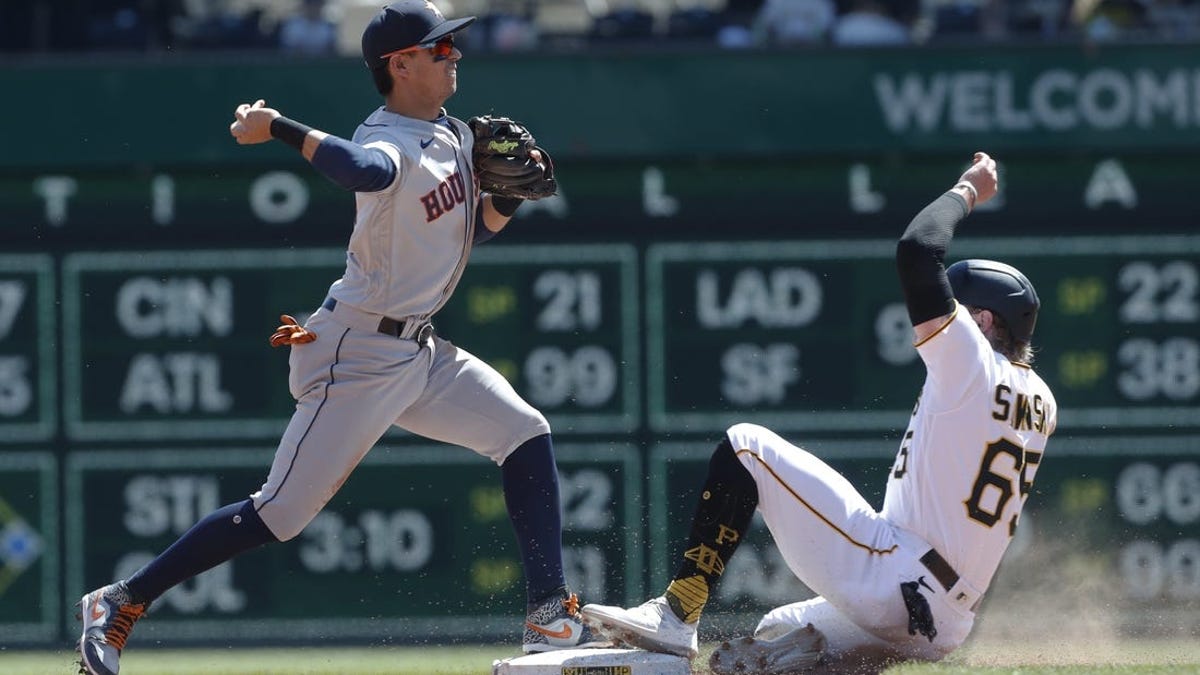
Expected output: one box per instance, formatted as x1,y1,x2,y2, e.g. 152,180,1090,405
4,44,1199,646
50,236,1200,443
60,245,638,440
0,255,56,442
65,444,641,641
3,235,1199,643
648,236,1200,433
0,452,58,641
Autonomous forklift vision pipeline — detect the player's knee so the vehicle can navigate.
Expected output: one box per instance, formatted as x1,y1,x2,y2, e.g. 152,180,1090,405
756,603,807,635
255,504,318,542
233,499,281,545
509,412,551,450
261,515,305,542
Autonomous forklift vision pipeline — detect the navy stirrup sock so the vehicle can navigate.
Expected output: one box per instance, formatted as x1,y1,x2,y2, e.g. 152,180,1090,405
125,499,277,603
501,433,567,607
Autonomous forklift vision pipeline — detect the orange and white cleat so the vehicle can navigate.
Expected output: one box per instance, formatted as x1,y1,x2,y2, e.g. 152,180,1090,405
77,582,150,675
522,590,610,653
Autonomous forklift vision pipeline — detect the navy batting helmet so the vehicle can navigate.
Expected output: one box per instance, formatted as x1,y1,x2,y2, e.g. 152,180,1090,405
946,259,1040,342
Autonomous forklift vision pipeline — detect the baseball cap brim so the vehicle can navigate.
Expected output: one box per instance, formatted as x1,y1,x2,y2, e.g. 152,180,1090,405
420,16,475,45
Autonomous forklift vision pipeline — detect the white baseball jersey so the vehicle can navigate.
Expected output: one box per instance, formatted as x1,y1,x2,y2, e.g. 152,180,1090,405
726,303,1056,665
882,303,1057,594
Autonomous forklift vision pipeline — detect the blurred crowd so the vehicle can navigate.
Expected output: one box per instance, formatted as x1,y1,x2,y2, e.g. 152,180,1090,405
1,0,1198,55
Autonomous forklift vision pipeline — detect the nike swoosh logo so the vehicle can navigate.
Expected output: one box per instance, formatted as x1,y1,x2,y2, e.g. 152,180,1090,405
525,621,574,640
89,598,105,621
420,137,434,149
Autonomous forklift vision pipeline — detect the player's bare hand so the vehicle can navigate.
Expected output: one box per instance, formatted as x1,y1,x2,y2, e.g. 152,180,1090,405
956,152,999,208
230,99,280,145
269,314,316,347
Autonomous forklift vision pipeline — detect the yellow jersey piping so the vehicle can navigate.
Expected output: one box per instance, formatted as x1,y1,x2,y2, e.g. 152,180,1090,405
736,449,898,556
913,301,960,350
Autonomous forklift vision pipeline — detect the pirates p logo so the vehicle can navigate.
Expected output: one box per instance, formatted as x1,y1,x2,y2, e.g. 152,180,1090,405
684,544,726,576
716,524,740,545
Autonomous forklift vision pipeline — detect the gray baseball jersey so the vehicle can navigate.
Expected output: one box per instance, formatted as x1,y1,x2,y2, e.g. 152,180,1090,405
250,107,549,541
331,107,475,320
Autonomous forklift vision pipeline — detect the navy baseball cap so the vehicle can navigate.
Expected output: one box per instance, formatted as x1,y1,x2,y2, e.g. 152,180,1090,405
362,0,475,69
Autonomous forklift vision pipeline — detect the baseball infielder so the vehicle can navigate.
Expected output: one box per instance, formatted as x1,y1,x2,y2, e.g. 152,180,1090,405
583,152,1057,674
78,3,603,673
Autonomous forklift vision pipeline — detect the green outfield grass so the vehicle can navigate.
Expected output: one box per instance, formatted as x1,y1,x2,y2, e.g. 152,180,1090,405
0,645,511,675
2,638,1198,675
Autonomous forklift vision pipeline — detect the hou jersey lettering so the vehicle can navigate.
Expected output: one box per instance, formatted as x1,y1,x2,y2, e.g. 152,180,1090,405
334,108,478,321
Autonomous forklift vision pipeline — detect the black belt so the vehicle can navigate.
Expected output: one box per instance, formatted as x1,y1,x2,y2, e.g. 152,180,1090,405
322,297,433,342
920,548,959,592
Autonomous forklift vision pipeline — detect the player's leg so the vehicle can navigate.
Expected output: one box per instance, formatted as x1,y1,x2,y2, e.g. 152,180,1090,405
730,424,978,659
744,597,950,672
724,423,921,642
393,339,605,652
78,319,427,675
77,495,278,675
250,324,432,539
728,597,904,673
582,434,758,659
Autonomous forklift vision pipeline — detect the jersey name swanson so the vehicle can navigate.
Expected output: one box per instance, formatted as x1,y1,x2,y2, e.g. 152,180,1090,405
990,383,1050,435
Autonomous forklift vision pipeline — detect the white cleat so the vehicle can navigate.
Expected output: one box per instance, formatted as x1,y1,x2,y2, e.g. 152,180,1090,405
708,623,826,675
580,596,698,660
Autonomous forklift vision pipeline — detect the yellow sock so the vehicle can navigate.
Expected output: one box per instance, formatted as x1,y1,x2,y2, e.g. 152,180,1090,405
665,576,708,624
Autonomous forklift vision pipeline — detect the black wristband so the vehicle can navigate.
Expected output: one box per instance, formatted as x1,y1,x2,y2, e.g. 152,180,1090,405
270,116,313,151
490,194,523,217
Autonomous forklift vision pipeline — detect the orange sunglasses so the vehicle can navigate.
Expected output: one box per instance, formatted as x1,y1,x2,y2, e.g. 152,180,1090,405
380,35,456,62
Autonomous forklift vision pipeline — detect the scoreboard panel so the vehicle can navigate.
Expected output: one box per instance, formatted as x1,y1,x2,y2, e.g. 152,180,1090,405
0,255,56,442
647,236,1200,434
62,249,339,440
0,452,58,641
63,443,642,642
61,245,639,440
429,244,640,434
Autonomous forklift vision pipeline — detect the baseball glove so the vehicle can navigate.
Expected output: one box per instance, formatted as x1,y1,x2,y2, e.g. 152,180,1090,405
467,115,557,200
269,315,316,348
